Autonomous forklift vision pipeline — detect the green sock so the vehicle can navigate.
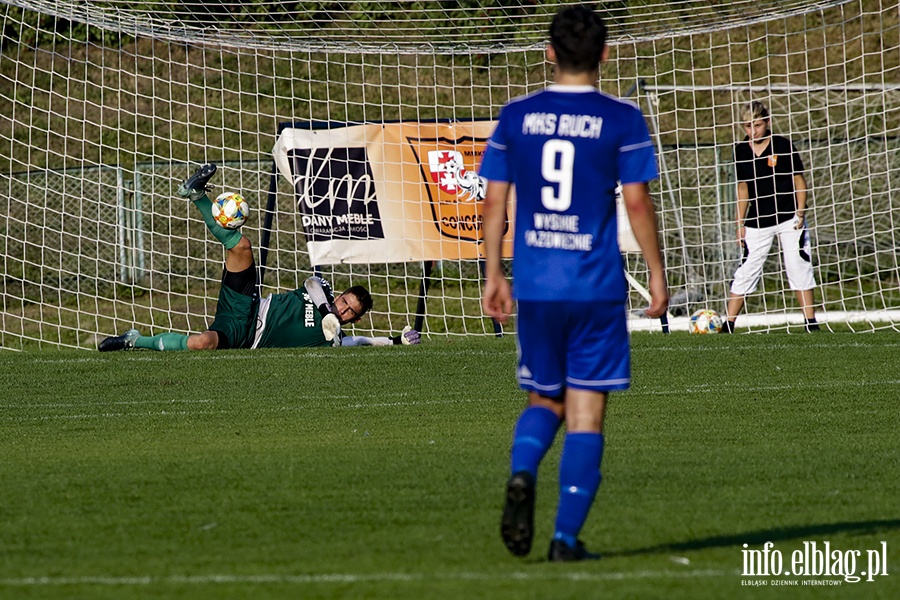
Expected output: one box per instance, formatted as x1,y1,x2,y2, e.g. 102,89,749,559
193,195,243,249
134,332,189,351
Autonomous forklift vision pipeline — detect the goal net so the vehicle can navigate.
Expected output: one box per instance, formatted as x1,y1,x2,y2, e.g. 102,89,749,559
1,0,898,349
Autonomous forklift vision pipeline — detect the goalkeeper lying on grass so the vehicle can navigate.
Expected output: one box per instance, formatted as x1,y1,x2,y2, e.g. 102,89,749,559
98,163,420,352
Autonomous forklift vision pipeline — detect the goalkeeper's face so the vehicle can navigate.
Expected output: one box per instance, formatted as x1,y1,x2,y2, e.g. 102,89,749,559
333,292,366,325
743,118,769,143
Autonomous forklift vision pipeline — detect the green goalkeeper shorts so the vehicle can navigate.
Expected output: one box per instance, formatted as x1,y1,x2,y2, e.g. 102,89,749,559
208,266,259,349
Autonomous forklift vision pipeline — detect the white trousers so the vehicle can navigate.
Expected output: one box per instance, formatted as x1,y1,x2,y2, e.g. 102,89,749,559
731,217,817,295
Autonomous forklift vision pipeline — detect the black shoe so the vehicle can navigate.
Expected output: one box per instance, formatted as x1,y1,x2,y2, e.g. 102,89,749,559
501,471,536,557
805,319,820,332
98,329,140,352
177,163,217,200
721,320,735,333
548,539,601,562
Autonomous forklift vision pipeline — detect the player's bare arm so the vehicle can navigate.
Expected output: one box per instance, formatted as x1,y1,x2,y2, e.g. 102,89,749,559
481,180,514,323
793,173,808,229
736,181,750,242
621,182,668,318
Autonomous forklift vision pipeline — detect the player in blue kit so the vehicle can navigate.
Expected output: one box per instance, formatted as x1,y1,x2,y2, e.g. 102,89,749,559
479,5,668,562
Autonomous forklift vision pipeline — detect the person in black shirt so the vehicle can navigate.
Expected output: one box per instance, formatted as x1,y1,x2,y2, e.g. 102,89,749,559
723,101,819,332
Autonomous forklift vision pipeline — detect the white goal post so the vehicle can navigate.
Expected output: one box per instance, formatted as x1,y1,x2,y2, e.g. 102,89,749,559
639,80,900,332
1,0,898,349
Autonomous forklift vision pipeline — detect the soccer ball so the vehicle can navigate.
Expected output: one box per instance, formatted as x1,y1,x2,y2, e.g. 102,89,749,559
689,309,723,334
211,191,249,229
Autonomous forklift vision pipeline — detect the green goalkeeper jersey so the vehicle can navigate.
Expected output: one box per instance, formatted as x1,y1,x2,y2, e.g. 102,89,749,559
254,288,332,349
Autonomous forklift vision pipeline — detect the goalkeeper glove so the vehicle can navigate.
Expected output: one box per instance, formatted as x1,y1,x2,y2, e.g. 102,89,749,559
390,326,421,346
305,276,335,317
321,313,341,345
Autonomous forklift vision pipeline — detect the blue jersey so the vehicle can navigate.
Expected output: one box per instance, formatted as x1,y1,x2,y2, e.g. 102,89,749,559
479,85,658,302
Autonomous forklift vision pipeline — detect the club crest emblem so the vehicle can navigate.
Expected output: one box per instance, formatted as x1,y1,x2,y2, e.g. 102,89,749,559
407,136,497,242
428,150,486,200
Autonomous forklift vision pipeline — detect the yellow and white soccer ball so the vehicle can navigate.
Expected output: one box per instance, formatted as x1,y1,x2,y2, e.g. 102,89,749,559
211,191,249,229
689,309,723,334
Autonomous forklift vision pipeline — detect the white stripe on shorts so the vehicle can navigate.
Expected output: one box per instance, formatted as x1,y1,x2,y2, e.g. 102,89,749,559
567,376,630,388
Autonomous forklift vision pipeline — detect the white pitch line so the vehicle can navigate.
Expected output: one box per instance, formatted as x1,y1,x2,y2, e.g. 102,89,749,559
0,568,736,586
3,377,897,423
30,410,223,421
0,398,487,423
6,374,898,418
632,340,900,353
626,378,900,396
0,398,217,410
21,337,900,366
340,396,482,409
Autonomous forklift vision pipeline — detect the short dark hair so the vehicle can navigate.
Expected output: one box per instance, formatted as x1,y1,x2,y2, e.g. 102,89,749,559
345,285,373,317
549,5,608,74
741,100,770,123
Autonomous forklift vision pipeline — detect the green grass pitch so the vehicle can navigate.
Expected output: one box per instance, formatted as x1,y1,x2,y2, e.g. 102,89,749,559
1,332,898,599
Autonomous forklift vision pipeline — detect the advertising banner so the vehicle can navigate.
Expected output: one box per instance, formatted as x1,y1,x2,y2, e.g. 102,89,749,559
272,121,514,265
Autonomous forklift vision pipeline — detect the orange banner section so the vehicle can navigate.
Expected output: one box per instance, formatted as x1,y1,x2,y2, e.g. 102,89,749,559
272,121,515,265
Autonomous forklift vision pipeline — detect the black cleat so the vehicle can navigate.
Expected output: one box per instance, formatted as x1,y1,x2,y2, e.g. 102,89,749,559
501,471,536,557
177,163,217,200
548,539,601,562
721,319,735,333
98,329,140,352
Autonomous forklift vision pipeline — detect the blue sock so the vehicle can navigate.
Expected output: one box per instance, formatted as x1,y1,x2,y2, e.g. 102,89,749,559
553,432,604,548
510,406,561,478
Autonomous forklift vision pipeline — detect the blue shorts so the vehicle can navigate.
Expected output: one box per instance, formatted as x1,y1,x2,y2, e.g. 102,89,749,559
515,300,630,396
